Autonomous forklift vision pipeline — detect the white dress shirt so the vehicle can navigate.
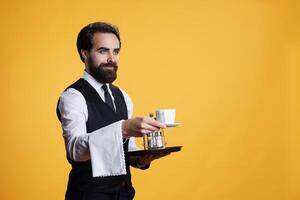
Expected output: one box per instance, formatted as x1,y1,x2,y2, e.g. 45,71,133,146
58,71,139,177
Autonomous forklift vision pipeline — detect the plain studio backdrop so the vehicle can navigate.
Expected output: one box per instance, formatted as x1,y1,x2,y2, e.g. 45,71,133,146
0,0,300,199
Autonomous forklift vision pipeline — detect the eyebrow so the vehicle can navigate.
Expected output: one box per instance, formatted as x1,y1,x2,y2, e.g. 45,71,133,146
96,47,120,51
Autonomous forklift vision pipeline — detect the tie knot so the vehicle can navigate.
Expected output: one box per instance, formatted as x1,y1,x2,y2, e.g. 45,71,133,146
102,84,108,91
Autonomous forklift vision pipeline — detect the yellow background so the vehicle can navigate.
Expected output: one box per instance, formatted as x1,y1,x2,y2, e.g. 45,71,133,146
0,0,299,199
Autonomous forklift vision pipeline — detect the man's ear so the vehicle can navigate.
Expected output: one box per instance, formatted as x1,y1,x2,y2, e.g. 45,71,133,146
80,49,89,61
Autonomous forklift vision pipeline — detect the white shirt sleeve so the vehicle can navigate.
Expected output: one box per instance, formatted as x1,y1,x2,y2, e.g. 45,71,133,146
58,88,91,161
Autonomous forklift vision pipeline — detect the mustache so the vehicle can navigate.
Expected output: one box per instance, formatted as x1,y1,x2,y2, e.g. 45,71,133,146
100,62,118,69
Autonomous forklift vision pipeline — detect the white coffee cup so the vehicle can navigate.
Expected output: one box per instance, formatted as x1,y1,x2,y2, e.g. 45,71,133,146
155,109,176,124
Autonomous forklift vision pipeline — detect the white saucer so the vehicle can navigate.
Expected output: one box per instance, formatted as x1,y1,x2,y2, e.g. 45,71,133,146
165,123,181,128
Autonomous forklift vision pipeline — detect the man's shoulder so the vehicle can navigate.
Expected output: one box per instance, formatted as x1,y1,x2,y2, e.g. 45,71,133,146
61,78,98,101
59,87,86,104
65,78,87,91
57,84,87,122
59,79,88,102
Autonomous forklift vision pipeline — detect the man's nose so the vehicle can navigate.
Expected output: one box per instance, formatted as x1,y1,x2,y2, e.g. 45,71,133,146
107,51,115,63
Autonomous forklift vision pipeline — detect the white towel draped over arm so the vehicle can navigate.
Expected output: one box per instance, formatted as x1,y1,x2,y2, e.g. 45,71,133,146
88,121,126,177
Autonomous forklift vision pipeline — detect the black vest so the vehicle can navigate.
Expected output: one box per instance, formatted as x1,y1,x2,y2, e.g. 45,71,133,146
56,79,132,192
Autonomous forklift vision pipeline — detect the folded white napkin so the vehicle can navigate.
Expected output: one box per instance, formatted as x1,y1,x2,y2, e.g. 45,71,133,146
88,121,127,177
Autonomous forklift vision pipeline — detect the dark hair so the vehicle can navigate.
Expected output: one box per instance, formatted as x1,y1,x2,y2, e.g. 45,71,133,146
76,22,121,62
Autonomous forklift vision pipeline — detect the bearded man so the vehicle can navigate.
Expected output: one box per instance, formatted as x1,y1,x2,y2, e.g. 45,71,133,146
57,22,166,200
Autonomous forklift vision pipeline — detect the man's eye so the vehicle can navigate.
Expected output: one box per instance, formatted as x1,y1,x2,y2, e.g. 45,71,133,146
98,50,106,54
113,51,120,55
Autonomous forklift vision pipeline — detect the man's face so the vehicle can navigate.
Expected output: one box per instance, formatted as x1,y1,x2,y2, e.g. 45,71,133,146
82,32,120,83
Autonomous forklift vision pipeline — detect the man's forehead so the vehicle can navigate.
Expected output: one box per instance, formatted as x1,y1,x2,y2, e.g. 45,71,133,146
92,32,120,48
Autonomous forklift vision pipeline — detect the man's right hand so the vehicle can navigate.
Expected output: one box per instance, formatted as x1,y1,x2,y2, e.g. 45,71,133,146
122,117,166,138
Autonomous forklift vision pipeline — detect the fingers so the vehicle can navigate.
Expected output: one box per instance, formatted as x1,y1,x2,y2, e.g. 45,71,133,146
135,118,158,135
138,117,166,135
122,116,166,138
140,121,160,132
143,117,166,129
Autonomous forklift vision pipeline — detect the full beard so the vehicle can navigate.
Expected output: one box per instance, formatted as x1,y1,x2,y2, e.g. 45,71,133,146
88,61,118,83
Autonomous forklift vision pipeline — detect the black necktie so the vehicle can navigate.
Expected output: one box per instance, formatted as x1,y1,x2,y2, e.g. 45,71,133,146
103,84,127,143
102,84,115,112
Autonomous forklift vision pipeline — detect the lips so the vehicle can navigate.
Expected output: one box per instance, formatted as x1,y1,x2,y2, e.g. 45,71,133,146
103,65,114,68
102,66,116,71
